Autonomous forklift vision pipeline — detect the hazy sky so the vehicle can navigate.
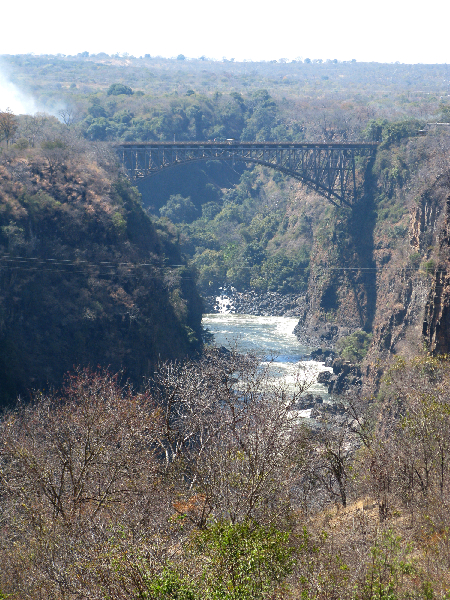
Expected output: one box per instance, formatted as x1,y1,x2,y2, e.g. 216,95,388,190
1,0,450,64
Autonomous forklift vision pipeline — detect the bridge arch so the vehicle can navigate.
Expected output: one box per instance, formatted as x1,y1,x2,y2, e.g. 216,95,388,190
115,142,377,207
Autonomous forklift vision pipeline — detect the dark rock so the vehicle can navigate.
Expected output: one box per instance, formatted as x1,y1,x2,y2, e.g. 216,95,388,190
317,371,331,384
324,356,334,367
202,290,306,318
294,393,319,410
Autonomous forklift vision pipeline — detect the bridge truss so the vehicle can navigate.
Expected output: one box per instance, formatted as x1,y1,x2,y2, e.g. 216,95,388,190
115,142,377,206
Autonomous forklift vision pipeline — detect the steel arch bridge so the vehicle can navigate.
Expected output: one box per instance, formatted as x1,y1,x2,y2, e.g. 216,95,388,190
115,141,378,207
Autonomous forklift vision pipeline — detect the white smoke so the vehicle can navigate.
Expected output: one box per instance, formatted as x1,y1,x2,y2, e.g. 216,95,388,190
0,69,40,115
0,60,66,119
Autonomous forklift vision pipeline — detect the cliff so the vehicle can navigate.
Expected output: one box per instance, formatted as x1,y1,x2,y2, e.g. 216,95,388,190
294,131,450,390
0,144,203,406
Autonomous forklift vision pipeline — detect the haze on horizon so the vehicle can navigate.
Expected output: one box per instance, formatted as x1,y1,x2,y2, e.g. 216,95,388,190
1,0,450,65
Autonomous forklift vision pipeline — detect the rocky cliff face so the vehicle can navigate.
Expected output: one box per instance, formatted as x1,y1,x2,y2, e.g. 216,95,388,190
295,136,450,391
422,175,450,353
367,172,448,368
0,149,203,406
295,158,378,348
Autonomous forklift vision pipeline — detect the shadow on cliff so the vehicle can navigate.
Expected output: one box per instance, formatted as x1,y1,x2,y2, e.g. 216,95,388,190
348,155,378,332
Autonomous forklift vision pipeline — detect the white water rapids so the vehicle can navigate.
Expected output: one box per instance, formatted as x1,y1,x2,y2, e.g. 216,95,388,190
202,310,332,417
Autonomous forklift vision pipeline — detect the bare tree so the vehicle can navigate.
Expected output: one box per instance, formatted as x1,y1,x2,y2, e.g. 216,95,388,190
151,347,313,528
58,106,77,127
0,368,164,598
20,112,49,147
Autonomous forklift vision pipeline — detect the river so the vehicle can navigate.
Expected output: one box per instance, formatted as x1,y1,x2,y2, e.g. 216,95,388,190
202,313,332,408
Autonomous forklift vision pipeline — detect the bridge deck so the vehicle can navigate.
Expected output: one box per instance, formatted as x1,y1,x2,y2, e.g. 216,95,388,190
115,141,378,150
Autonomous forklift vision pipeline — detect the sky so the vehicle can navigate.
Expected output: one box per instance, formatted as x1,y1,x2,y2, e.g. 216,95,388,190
1,0,450,64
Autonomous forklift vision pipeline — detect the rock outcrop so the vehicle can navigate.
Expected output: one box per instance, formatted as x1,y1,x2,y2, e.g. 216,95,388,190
202,290,307,317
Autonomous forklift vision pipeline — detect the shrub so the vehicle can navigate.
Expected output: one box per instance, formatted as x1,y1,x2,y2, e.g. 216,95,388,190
191,520,295,600
409,252,421,268
336,330,372,363
107,83,133,96
421,258,436,276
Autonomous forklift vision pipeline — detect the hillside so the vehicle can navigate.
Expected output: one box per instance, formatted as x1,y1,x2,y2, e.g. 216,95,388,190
0,135,203,406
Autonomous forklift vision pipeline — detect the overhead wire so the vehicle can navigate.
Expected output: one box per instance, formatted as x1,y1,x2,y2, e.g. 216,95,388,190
0,254,448,285
0,254,196,278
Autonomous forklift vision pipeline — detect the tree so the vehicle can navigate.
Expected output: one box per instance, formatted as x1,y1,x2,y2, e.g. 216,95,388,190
40,138,69,180
107,83,133,96
0,369,165,598
58,106,77,126
151,347,312,528
160,194,198,223
20,112,49,147
354,355,450,524
336,330,372,363
0,108,18,147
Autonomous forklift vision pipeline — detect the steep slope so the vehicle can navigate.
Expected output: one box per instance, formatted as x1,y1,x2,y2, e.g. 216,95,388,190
294,129,450,390
362,134,450,382
0,144,203,406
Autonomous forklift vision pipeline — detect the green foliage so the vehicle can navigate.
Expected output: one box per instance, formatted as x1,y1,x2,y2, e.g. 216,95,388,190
409,252,421,268
364,118,422,147
160,195,198,223
40,139,65,150
438,104,450,123
201,201,221,220
336,330,372,363
191,520,295,600
380,120,423,147
362,530,415,600
421,259,436,276
107,83,133,96
142,568,197,600
363,119,388,142
172,167,312,294
13,138,29,150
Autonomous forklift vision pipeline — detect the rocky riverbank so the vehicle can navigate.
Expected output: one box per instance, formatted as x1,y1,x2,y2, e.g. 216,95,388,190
202,289,307,317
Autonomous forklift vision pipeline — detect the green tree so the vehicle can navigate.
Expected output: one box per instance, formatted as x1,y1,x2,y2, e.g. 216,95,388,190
160,195,198,223
191,520,295,600
438,104,450,123
362,530,414,600
107,83,133,96
336,330,372,363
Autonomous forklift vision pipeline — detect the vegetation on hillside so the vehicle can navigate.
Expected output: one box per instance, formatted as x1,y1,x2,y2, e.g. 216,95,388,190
3,55,450,299
1,354,450,598
0,122,202,406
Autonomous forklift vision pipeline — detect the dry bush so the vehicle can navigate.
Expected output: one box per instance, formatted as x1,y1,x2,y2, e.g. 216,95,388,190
0,368,166,599
0,353,317,599
151,347,313,529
